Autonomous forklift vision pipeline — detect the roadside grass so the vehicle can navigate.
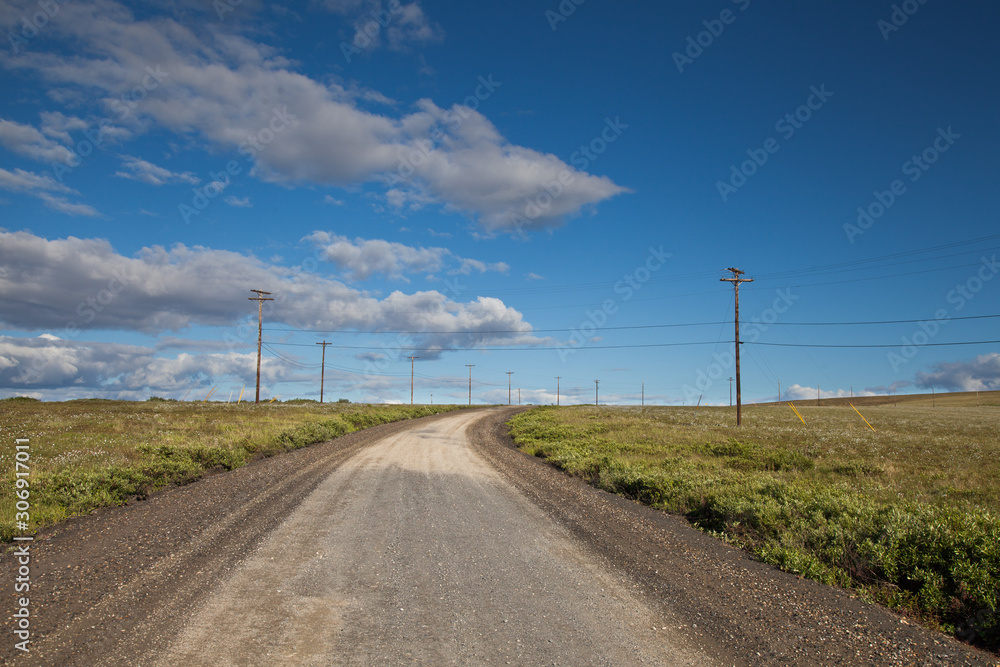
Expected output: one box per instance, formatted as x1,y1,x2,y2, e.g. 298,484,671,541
508,404,1000,651
0,398,461,542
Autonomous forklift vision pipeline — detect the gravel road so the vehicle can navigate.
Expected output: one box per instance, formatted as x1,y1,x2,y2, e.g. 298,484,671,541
3,408,996,666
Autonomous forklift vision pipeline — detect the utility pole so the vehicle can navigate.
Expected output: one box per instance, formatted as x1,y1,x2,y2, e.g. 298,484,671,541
408,355,419,404
595,379,600,406
555,377,561,406
778,380,781,407
316,341,330,403
248,289,273,404
518,388,521,405
721,268,753,426
506,372,514,405
728,377,734,407
465,364,475,405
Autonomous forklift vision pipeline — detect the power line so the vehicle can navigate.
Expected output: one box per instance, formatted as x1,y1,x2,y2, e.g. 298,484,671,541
262,313,1000,336
752,339,1000,349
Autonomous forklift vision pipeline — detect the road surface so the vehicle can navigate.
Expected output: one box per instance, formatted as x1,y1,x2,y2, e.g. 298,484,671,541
4,408,994,665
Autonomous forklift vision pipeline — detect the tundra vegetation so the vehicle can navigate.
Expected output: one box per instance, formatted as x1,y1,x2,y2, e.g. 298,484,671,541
0,398,459,542
508,396,999,650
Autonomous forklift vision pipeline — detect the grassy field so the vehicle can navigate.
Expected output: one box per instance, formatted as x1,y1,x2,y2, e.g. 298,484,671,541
508,401,1000,650
1,398,461,542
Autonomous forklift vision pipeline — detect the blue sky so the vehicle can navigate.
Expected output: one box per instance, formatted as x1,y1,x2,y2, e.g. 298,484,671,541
1,0,998,405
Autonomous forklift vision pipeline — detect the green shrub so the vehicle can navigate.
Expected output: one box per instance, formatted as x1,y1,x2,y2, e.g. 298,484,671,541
507,406,1000,650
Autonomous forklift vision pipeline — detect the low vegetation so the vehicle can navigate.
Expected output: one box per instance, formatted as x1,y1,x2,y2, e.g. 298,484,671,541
508,402,1000,650
1,399,460,542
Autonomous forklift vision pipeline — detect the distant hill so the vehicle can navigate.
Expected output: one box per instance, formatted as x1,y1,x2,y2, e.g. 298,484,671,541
757,389,1000,408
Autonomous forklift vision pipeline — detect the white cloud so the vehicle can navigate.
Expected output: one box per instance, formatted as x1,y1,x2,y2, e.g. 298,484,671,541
306,231,509,281
307,232,446,280
4,1,625,233
0,335,304,396
0,231,545,357
324,0,443,52
224,195,252,207
915,353,1000,392
115,155,199,185
0,116,76,164
322,194,345,206
0,166,100,216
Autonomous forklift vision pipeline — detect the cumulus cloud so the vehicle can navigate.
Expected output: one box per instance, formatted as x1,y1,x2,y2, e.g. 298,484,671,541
0,335,305,396
224,195,252,207
915,353,1000,391
306,232,509,281
0,231,544,357
1,0,625,232
115,155,199,185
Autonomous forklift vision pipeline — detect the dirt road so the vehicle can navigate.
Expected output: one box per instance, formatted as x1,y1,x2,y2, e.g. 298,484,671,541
3,408,995,665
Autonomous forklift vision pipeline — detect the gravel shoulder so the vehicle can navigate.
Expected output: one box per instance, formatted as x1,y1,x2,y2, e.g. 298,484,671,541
2,407,996,666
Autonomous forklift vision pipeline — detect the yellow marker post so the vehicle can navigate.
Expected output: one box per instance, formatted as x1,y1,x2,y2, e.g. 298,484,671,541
238,385,245,404
788,402,806,425
850,403,877,433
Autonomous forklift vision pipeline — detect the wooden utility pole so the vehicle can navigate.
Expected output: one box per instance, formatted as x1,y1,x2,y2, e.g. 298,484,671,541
728,377,734,407
248,290,273,404
408,355,419,404
316,341,330,403
506,372,514,405
721,268,753,426
555,376,561,406
594,379,599,406
465,364,475,405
